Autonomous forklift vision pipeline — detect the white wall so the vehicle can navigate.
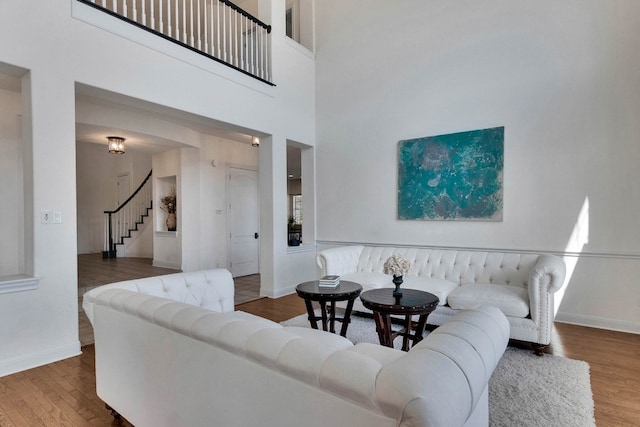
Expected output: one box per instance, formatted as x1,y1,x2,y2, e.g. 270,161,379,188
315,0,640,333
0,0,316,376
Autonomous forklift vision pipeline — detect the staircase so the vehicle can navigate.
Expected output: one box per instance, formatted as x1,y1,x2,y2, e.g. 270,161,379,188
103,170,153,258
114,204,153,258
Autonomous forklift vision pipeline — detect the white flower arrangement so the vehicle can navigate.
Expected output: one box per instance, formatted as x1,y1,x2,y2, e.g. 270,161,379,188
383,255,412,277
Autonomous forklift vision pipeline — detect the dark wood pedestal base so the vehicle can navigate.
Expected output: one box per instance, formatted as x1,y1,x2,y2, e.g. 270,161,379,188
360,288,439,351
295,280,362,337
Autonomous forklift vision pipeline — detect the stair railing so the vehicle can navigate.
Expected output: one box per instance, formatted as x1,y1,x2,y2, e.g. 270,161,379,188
76,0,273,85
103,170,153,258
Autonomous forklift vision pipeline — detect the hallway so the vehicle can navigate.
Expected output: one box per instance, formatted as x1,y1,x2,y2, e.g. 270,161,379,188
77,254,261,345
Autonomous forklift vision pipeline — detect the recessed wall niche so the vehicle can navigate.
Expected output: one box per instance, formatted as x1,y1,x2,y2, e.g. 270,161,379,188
156,175,177,232
0,64,37,293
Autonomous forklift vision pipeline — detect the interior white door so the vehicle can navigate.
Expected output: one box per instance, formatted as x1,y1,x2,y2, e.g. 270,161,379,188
228,167,259,277
116,173,130,207
116,173,130,231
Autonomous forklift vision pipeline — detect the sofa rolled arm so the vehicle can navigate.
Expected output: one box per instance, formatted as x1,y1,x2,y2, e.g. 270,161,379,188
527,254,566,341
316,245,365,276
529,254,566,294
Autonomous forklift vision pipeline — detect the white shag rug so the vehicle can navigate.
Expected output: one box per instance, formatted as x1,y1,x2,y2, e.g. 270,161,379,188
281,313,595,427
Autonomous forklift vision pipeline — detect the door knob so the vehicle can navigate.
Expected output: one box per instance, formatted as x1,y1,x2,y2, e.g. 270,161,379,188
254,232,259,239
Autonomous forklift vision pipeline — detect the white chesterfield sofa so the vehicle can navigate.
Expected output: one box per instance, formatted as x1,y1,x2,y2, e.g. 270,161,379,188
317,245,566,349
83,269,509,427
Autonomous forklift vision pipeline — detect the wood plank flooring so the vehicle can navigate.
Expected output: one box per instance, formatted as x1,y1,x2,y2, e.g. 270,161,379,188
2,281,639,426
551,322,640,427
77,254,261,346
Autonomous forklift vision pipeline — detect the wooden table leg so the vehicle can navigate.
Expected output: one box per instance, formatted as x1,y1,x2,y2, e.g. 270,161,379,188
319,300,328,331
412,314,428,347
401,315,412,351
373,312,394,348
303,299,318,330
340,298,356,337
329,301,337,333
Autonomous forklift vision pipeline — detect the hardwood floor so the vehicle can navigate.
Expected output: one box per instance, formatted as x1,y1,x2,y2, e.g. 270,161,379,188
77,254,262,346
2,290,639,426
77,253,261,306
551,322,640,427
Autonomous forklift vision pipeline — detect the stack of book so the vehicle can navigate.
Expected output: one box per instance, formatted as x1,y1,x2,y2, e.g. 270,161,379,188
318,275,341,287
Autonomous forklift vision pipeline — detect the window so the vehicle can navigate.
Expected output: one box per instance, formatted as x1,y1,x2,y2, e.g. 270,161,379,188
287,140,313,248
292,195,302,225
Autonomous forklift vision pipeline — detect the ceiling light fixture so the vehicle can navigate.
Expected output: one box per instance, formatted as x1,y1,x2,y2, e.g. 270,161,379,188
107,136,126,154
251,136,260,147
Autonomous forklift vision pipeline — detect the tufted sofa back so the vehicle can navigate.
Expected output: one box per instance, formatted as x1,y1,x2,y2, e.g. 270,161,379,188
357,246,539,288
82,269,234,324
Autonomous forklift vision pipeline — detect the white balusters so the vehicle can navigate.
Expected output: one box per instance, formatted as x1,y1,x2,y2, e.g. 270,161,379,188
216,0,221,58
222,2,227,62
86,0,271,83
167,0,172,38
204,0,209,54
189,0,194,47
157,0,162,33
182,0,187,44
196,0,201,50
240,14,245,70
175,0,180,41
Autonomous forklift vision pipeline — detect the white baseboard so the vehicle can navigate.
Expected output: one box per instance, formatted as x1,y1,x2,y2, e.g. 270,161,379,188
152,260,181,270
555,312,640,335
262,286,296,299
0,341,81,378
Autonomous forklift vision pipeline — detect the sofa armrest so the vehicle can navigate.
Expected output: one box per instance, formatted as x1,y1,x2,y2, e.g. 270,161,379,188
527,254,566,340
316,246,364,276
375,306,509,427
530,254,567,294
529,255,566,296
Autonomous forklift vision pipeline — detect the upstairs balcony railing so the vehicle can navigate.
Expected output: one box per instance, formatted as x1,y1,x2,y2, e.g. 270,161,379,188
78,0,273,85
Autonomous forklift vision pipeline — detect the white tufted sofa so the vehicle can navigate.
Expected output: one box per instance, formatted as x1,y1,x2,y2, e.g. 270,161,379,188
82,269,235,325
86,284,508,427
317,245,566,347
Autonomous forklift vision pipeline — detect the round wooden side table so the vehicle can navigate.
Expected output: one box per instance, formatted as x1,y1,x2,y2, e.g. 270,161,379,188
295,280,362,337
360,288,439,351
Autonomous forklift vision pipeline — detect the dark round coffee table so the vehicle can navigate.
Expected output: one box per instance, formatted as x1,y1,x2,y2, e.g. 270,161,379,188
360,288,439,351
295,280,362,337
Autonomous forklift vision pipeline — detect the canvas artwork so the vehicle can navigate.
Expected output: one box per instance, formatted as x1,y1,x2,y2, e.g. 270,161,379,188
397,126,504,221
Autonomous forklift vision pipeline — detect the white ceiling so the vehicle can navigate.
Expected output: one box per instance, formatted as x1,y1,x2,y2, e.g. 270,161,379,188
74,84,258,153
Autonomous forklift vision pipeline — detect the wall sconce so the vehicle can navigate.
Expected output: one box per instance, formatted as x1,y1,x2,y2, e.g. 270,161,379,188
251,136,260,147
107,136,125,154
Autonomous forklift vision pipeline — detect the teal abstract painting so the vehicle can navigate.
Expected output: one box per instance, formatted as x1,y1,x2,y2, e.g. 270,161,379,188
397,127,504,221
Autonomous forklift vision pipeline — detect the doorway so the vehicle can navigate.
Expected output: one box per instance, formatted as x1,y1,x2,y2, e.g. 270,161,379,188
228,167,259,277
